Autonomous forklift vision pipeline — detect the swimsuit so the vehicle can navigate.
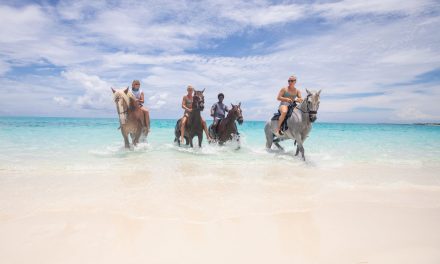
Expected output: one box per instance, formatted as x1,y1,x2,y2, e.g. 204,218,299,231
279,89,297,106
184,97,193,115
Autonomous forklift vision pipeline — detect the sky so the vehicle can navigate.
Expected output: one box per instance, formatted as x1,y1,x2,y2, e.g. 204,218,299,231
0,0,439,123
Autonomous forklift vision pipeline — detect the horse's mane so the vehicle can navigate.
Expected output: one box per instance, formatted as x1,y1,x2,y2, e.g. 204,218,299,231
113,89,135,107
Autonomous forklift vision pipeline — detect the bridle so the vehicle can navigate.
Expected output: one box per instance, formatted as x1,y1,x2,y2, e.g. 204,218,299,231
297,94,318,115
114,94,132,125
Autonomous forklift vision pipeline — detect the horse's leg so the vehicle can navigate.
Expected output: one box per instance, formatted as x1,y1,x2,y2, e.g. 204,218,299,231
175,120,181,146
264,122,274,149
121,128,130,148
134,128,142,146
295,135,305,161
189,135,194,148
198,133,203,148
274,142,284,150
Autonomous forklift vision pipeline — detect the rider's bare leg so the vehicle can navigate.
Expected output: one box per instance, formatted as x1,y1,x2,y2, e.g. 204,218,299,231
201,117,211,140
277,105,288,135
142,107,150,131
180,115,187,143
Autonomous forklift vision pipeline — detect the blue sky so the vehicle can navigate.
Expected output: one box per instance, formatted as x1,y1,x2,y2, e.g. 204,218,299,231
0,0,439,122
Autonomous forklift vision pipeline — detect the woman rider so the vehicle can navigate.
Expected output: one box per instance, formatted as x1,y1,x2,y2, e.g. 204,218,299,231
131,80,150,132
180,85,211,143
276,75,303,136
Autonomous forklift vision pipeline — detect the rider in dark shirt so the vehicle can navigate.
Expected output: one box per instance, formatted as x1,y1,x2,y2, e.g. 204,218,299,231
210,93,229,132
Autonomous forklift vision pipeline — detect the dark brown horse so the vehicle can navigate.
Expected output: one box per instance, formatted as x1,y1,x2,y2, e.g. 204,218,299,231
112,87,149,148
174,89,206,147
209,103,243,146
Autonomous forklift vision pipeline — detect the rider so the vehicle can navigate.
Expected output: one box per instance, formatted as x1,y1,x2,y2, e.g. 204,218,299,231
180,85,211,144
276,75,303,136
210,93,229,134
131,80,150,132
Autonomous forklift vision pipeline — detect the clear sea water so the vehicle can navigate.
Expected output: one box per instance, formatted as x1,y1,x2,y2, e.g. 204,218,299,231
1,116,439,171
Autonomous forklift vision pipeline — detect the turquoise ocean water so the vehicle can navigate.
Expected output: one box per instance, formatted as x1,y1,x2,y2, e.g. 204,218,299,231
1,116,439,170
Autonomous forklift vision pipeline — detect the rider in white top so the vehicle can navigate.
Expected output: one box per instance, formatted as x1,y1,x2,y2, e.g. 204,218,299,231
130,80,150,132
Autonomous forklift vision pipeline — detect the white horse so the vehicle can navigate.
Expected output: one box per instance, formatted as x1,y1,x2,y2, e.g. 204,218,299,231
264,89,321,161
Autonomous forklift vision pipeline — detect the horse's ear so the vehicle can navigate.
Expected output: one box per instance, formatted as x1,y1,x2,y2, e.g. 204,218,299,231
124,87,129,94
238,102,241,107
111,88,116,94
306,89,311,95
317,89,321,96
231,103,234,108
202,88,205,93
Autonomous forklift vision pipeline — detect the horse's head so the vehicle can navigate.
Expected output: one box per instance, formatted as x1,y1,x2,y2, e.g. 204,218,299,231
193,88,205,111
304,89,321,122
111,87,136,124
229,102,243,125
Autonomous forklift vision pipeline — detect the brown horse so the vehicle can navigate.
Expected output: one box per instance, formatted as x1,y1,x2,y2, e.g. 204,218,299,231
174,89,206,147
112,87,149,148
209,103,243,146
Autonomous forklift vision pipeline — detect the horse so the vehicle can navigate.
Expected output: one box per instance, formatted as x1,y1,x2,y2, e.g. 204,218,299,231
174,89,206,147
209,103,243,146
264,89,321,161
111,87,149,148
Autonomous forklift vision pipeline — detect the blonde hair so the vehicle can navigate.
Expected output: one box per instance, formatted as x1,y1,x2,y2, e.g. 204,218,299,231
288,75,297,80
187,85,194,91
132,80,140,86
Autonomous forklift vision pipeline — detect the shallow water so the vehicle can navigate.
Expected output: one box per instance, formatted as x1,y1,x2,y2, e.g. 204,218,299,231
1,117,439,168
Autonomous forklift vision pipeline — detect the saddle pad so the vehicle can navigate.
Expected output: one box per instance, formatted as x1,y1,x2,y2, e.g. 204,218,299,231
271,103,296,131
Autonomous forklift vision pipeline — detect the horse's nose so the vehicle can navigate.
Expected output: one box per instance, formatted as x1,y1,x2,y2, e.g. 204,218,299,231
310,115,317,122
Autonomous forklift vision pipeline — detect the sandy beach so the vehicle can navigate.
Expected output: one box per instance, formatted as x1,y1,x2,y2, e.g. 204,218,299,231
1,160,439,264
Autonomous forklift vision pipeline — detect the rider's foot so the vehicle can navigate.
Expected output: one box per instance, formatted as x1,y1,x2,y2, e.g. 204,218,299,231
180,137,184,144
275,129,284,137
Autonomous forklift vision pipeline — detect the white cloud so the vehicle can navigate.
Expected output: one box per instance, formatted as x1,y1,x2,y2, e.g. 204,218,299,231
148,92,168,109
0,0,439,122
53,96,70,106
0,59,10,75
313,0,436,18
395,107,436,121
0,5,48,43
61,71,112,110
223,3,306,27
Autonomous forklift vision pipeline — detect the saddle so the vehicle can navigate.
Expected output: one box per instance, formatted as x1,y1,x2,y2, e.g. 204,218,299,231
210,118,223,138
271,103,296,132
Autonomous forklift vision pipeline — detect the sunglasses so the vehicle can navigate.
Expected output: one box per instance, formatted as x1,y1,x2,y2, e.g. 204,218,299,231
288,80,296,82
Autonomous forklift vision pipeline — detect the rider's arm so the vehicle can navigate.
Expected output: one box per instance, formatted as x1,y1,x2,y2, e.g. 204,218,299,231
295,90,303,103
210,103,216,117
138,92,145,104
182,96,191,111
277,88,293,103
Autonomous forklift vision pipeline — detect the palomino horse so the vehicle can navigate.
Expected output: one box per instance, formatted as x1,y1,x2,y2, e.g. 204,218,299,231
209,103,243,146
264,89,321,161
112,87,149,148
174,89,206,147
